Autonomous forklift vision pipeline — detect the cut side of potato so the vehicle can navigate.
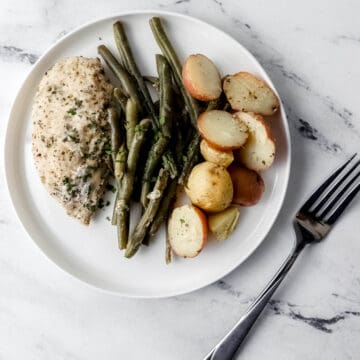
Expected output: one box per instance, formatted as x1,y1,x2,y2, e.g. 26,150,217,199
185,161,233,213
223,72,279,115
234,112,275,171
168,205,208,258
182,54,222,101
200,139,234,167
228,164,265,206
197,110,248,151
208,206,240,241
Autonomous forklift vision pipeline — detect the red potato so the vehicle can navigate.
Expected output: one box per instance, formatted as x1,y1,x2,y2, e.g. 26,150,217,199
182,54,222,101
228,164,265,206
234,112,275,171
168,205,208,258
223,72,279,115
197,110,248,151
200,139,234,167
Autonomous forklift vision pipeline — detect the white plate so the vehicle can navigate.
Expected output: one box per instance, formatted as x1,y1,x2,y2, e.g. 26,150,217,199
4,10,291,298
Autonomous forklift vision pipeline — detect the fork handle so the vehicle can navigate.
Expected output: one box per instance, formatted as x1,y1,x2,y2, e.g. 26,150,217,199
204,241,306,360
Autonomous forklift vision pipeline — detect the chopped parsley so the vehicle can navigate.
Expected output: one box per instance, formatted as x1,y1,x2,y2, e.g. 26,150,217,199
67,108,77,116
62,177,75,193
103,143,112,155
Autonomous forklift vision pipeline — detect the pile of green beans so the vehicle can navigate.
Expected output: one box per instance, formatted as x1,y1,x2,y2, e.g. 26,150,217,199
100,17,214,261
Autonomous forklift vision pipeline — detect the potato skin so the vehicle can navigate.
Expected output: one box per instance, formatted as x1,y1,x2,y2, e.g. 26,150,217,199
182,54,222,101
168,205,207,258
233,112,275,171
228,164,265,206
200,139,234,167
223,72,279,115
185,161,233,212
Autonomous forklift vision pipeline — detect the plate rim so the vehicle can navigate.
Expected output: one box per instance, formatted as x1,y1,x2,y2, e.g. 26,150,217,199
4,9,291,298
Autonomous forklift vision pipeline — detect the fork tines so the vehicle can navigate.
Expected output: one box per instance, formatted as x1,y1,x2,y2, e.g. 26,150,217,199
299,154,360,225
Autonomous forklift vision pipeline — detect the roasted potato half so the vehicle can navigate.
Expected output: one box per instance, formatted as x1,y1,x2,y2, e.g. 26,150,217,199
182,54,222,101
228,164,265,206
234,112,275,171
208,206,240,241
223,72,279,115
200,139,234,167
198,110,248,151
168,205,208,258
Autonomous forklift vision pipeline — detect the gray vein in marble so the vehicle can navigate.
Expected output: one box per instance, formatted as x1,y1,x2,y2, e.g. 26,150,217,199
332,292,360,305
173,0,190,4
0,45,38,65
216,279,243,300
334,35,360,44
215,279,359,333
285,106,342,154
322,97,355,130
211,0,226,14
297,119,318,140
286,310,360,333
268,61,310,90
266,60,359,137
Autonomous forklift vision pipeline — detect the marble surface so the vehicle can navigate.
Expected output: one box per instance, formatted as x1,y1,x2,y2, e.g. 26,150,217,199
1,0,360,359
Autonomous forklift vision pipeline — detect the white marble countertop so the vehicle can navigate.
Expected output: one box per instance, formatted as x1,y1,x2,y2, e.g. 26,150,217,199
1,0,360,359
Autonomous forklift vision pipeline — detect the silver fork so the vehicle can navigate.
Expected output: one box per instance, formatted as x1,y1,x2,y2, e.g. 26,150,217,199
205,154,360,360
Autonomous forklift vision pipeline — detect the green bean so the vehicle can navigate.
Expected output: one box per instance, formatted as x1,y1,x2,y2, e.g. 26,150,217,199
114,144,127,184
107,107,121,165
117,200,129,249
125,97,139,150
125,168,170,258
127,119,152,173
113,21,158,123
112,146,126,228
98,45,141,110
145,179,178,244
113,87,128,113
149,17,200,127
162,151,178,178
113,23,179,179
108,107,124,227
111,149,126,227
140,136,168,207
116,118,152,249
111,191,119,225
178,133,201,185
140,181,151,209
140,54,175,206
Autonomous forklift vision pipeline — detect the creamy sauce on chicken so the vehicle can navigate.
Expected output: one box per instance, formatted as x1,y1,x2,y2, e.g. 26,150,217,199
32,56,113,224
